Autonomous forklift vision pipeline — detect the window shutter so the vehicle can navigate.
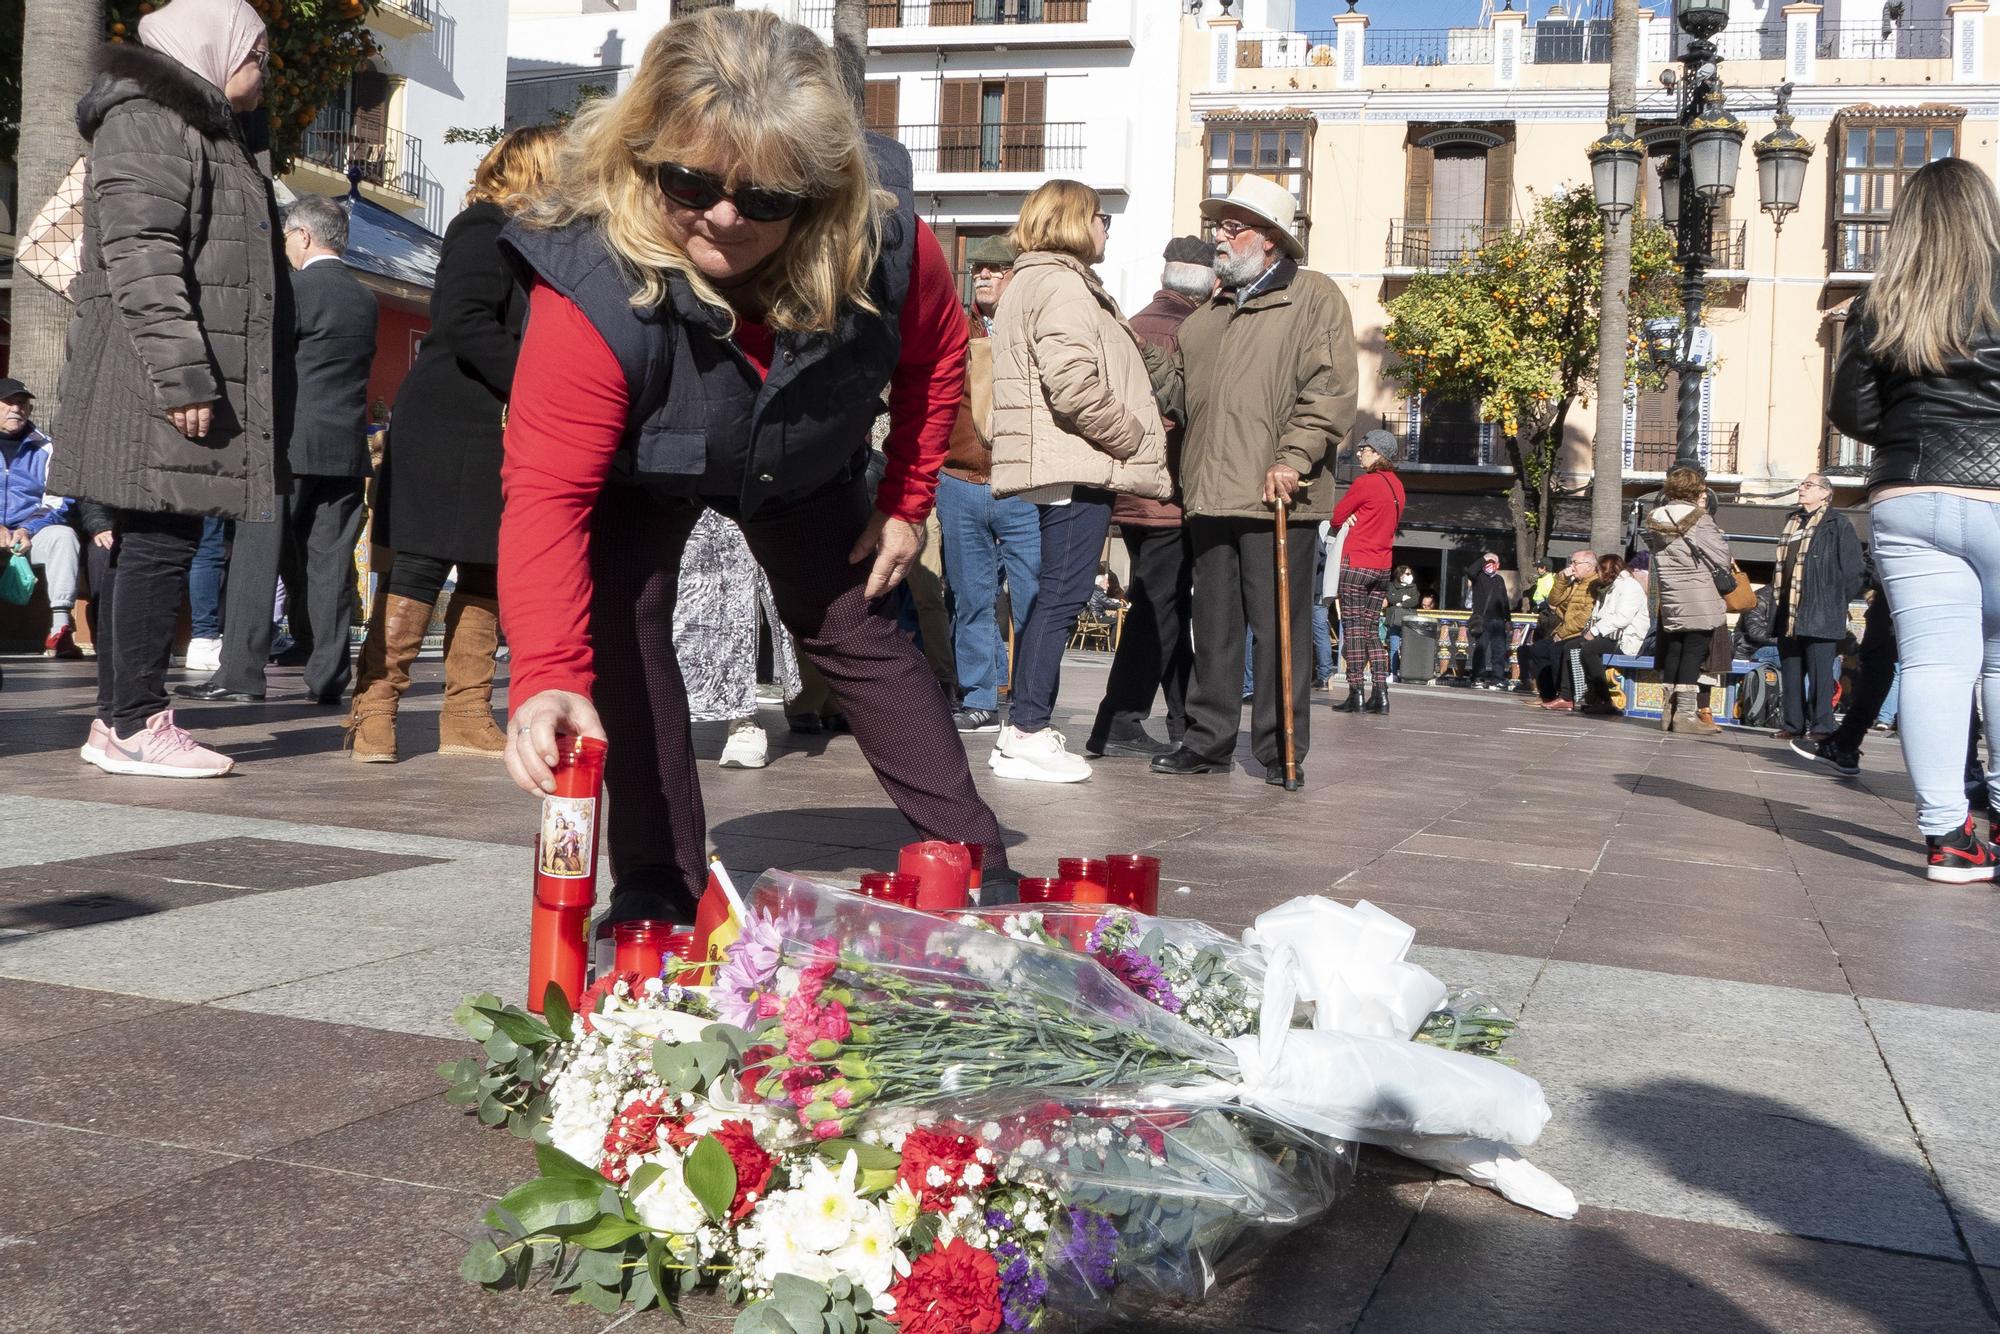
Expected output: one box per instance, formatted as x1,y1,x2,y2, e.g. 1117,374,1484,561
863,80,900,135
1404,135,1433,224
933,0,971,23
1003,77,1046,173
940,78,979,172
353,71,390,146
1483,135,1514,227
870,0,904,28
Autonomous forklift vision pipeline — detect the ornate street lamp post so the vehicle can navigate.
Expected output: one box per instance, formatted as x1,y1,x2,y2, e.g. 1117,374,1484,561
1588,0,1814,470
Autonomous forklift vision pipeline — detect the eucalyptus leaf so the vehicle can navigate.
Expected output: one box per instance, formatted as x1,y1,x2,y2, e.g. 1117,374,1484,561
772,1273,825,1307
460,1238,508,1285
476,1096,508,1126
573,1279,621,1315
702,1021,754,1056
690,1039,729,1086
483,1030,520,1063
627,1261,659,1311
573,1245,624,1290
684,1134,738,1221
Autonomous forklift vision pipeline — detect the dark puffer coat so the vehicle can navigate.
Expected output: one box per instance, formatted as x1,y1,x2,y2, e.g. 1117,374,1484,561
50,43,289,522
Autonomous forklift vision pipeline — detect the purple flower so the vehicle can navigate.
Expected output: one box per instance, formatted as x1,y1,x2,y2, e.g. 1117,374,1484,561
1056,1206,1118,1292
986,1208,1011,1231
712,907,801,1028
1102,948,1183,1014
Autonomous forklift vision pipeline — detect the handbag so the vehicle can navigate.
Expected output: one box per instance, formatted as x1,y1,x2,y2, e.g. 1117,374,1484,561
14,156,89,301
1,552,38,606
1685,531,1757,614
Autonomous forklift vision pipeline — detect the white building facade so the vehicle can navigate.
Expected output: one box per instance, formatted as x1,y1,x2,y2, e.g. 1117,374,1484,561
504,0,1184,310
284,1,509,235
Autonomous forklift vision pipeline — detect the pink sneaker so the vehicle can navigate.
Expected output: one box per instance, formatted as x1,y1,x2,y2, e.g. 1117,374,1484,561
79,719,113,769
96,710,234,779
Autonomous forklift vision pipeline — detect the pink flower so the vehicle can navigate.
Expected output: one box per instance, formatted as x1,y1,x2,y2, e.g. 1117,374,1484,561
813,1119,844,1140
832,1086,853,1109
756,994,782,1019
815,999,852,1043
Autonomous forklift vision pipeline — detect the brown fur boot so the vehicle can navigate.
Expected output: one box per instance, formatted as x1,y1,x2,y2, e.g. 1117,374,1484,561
346,593,431,762
438,592,508,757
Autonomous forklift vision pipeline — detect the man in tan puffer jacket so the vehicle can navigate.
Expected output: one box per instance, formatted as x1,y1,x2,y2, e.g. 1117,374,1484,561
1145,175,1359,789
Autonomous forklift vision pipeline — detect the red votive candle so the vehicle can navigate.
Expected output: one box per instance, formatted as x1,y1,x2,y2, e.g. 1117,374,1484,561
1017,876,1067,904
667,926,700,964
859,871,924,907
528,734,609,1012
1105,854,1161,915
1057,857,1111,905
949,842,985,895
612,919,674,981
897,840,973,912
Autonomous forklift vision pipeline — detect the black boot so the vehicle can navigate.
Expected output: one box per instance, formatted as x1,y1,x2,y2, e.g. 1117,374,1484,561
1333,688,1364,713
1150,746,1228,775
1366,683,1389,714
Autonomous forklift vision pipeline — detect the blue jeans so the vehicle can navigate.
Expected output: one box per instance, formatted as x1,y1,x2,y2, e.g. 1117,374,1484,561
1871,491,2000,836
189,517,231,638
1387,629,1403,675
1750,644,1781,668
1880,664,1901,727
1313,600,1334,683
935,473,1041,711
1009,488,1111,732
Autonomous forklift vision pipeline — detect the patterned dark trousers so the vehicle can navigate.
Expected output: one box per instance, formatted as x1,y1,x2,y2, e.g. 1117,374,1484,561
1337,564,1392,689
588,478,1007,920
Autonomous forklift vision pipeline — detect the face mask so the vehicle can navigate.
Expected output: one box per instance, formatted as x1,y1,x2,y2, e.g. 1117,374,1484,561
1399,574,1413,585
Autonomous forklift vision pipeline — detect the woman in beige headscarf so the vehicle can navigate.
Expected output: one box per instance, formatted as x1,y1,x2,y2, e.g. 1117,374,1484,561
50,0,282,779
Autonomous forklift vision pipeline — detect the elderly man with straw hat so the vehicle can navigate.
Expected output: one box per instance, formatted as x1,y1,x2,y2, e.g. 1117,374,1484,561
1145,175,1358,788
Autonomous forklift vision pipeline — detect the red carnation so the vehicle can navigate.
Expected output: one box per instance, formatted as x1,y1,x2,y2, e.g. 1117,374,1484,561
712,1118,776,1221
889,1238,1002,1334
599,1091,677,1183
576,970,647,1034
897,1127,983,1214
739,1044,777,1103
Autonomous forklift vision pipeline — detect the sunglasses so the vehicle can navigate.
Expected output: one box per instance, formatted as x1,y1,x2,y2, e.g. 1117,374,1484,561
654,160,811,223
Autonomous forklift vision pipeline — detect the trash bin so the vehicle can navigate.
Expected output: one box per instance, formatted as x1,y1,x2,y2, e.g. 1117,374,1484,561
1400,618,1442,683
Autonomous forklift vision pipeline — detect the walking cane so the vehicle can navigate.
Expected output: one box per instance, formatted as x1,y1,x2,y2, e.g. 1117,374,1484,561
1273,496,1301,792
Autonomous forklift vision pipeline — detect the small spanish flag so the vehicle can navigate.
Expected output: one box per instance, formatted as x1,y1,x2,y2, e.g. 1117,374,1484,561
690,858,745,982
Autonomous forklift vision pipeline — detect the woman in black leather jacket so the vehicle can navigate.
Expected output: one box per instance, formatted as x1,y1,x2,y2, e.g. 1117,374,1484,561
1828,156,2000,883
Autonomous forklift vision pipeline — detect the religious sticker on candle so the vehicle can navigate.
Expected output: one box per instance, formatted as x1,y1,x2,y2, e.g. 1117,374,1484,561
538,797,596,879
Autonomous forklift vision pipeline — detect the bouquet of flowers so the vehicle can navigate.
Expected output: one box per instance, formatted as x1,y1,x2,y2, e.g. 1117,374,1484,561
447,873,1566,1329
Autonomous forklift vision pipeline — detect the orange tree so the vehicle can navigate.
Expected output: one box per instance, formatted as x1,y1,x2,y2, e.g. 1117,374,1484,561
105,0,379,172
1383,186,1679,572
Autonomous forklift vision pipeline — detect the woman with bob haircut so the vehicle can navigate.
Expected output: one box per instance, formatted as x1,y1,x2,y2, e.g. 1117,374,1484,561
1831,155,2000,882
495,7,1007,921
351,123,562,765
986,178,1169,784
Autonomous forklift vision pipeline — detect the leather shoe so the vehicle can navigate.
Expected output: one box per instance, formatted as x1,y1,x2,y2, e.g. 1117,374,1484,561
1086,729,1174,759
174,680,264,703
1265,762,1305,787
1332,691,1364,713
1150,746,1227,775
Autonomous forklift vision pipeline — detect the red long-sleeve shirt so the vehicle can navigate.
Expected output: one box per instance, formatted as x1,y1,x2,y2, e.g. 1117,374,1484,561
1329,468,1406,572
498,220,968,708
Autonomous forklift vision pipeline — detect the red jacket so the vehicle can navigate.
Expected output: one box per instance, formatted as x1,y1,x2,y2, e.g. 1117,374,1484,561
1329,468,1405,571
497,220,965,707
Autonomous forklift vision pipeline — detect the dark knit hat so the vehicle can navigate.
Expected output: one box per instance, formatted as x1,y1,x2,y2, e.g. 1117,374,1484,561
1162,235,1214,267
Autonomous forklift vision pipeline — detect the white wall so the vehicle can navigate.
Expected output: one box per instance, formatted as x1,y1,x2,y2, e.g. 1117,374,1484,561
379,1,512,231
507,0,672,73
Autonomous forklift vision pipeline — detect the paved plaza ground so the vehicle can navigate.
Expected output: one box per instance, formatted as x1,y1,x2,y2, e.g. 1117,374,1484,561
2,649,1998,1333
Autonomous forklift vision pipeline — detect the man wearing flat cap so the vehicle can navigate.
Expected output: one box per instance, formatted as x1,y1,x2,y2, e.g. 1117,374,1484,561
1145,175,1359,787
1085,235,1214,759
935,234,1041,734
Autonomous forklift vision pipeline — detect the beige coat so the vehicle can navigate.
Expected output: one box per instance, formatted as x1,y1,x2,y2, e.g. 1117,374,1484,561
988,250,1171,501
1151,260,1359,521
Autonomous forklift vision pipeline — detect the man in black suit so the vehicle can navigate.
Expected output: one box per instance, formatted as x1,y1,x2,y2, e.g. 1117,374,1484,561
180,193,378,704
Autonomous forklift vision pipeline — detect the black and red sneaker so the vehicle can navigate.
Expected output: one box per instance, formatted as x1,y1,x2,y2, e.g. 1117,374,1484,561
1926,815,2000,884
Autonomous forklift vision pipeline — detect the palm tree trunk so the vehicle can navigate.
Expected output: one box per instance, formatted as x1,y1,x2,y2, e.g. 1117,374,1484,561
1590,0,1640,556
832,0,867,116
12,0,104,420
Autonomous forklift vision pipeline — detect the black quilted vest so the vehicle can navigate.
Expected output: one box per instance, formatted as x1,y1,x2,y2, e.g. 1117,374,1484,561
500,135,915,516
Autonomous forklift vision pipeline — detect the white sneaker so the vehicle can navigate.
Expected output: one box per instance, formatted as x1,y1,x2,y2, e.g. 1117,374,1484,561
96,710,234,778
718,717,769,769
183,636,222,673
990,724,1091,784
79,719,112,770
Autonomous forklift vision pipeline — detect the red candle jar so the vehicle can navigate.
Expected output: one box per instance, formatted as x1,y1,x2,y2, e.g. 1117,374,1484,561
612,919,674,981
667,926,700,964
528,734,609,1013
948,843,985,895
859,871,923,908
1105,854,1162,915
1017,876,1068,904
897,840,973,912
1057,857,1111,905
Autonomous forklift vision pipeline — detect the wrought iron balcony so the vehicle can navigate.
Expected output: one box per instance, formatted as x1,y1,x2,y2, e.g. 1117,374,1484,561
1816,20,1951,60
1631,423,1740,476
300,109,425,204
895,121,1085,175
1833,220,1890,275
1823,427,1874,476
1705,220,1748,272
797,0,1088,27
1386,219,1510,271
369,0,435,39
